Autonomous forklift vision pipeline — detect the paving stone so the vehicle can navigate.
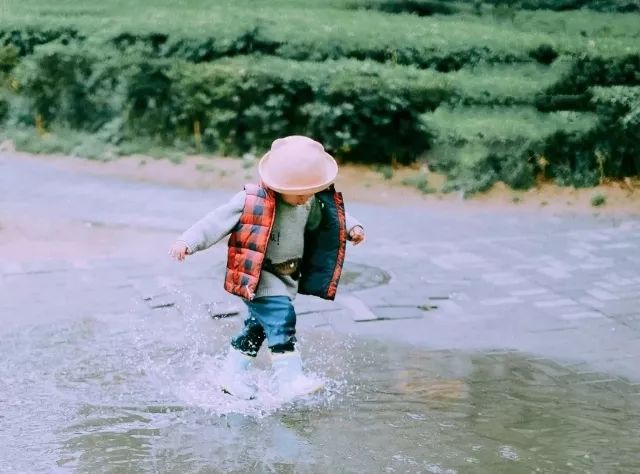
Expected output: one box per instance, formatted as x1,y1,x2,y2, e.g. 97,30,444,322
335,294,378,322
557,311,605,321
479,297,522,306
586,288,618,301
430,252,486,270
510,288,549,297
599,298,640,317
534,298,578,308
370,305,425,320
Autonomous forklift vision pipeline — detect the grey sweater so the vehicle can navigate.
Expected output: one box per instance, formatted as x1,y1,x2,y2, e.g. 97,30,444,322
179,191,362,299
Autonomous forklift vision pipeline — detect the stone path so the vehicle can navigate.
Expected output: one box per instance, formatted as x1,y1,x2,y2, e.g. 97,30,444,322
2,152,640,386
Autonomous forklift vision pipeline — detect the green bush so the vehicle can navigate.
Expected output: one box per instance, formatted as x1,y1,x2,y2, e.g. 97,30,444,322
169,57,449,162
545,54,640,95
0,45,19,73
0,92,9,124
481,0,640,12
448,62,570,106
11,44,451,163
422,106,598,191
591,192,607,206
12,42,130,131
435,144,499,194
589,86,640,177
347,0,463,15
3,0,640,191
0,8,559,72
401,170,437,193
0,27,85,56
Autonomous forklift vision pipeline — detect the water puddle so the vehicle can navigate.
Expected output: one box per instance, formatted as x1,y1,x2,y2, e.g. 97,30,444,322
1,306,639,472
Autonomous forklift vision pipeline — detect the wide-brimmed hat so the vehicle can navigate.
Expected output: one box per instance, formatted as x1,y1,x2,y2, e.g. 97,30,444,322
258,135,338,194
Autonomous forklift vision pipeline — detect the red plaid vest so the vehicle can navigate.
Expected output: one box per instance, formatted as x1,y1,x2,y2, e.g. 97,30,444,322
224,183,346,301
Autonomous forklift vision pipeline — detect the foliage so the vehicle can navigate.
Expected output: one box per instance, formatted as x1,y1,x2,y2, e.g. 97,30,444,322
589,86,640,177
401,171,437,193
1,0,639,191
10,44,450,163
591,192,607,206
422,106,598,192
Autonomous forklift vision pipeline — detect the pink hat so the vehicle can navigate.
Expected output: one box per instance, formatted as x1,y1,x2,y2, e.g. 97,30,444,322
258,135,338,194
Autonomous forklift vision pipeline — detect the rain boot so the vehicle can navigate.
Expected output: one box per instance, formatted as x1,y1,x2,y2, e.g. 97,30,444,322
271,350,324,400
219,348,257,400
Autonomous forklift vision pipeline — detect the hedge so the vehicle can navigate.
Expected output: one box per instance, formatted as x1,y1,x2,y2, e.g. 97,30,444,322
10,43,451,163
588,86,640,177
534,54,640,112
481,0,640,12
421,106,600,191
447,61,570,106
0,9,563,71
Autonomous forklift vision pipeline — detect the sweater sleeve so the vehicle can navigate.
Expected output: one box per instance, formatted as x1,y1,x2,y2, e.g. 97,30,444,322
178,191,245,254
345,211,363,234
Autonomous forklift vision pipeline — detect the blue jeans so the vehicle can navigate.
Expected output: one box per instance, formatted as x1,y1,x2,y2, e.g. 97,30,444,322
231,296,297,356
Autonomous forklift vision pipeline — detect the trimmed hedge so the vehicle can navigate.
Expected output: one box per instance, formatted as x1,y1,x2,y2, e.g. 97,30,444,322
0,10,561,72
11,43,450,163
589,86,640,177
422,106,599,191
536,54,640,111
482,0,640,12
2,1,639,192
547,54,640,95
347,0,464,15
447,62,570,106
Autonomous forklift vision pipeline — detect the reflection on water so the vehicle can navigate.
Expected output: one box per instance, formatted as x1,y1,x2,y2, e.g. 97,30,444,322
1,309,639,473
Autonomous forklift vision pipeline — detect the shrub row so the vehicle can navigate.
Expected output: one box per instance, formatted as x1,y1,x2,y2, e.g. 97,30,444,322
0,9,567,72
481,0,640,12
535,54,640,111
8,43,450,163
421,106,600,192
2,6,639,83
349,0,640,14
588,86,640,177
447,62,570,106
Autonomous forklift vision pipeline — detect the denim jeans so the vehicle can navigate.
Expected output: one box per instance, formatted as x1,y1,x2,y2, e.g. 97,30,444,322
231,296,296,356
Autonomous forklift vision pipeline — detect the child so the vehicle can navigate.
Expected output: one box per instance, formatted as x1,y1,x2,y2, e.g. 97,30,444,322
169,135,365,400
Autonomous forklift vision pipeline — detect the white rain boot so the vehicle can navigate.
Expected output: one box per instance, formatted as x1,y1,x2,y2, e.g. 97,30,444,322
271,350,324,400
218,348,257,400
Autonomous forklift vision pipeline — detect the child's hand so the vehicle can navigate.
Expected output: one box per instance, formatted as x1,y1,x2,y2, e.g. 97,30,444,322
349,226,365,245
169,241,189,261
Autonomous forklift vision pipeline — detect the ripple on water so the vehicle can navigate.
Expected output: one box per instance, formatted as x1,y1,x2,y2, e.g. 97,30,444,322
2,307,640,472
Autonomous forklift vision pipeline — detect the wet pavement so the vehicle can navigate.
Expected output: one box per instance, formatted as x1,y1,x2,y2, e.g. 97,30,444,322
2,152,640,472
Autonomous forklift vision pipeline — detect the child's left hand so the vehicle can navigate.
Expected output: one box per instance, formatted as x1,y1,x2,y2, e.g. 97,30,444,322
349,226,365,245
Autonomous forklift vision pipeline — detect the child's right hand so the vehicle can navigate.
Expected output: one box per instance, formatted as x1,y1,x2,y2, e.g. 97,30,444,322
169,241,189,261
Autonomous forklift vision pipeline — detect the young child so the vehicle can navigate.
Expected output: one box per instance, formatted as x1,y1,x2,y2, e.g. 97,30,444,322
169,135,365,400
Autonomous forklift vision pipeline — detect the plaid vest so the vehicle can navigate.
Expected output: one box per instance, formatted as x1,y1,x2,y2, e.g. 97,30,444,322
224,183,346,301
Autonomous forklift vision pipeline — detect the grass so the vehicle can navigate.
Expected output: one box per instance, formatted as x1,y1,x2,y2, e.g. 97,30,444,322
377,164,394,180
591,192,607,206
401,171,437,194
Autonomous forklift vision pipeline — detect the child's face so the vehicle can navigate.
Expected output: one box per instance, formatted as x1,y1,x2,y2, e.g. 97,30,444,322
280,193,314,206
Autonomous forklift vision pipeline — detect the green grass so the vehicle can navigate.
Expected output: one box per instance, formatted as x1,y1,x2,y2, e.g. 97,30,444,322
591,192,607,206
